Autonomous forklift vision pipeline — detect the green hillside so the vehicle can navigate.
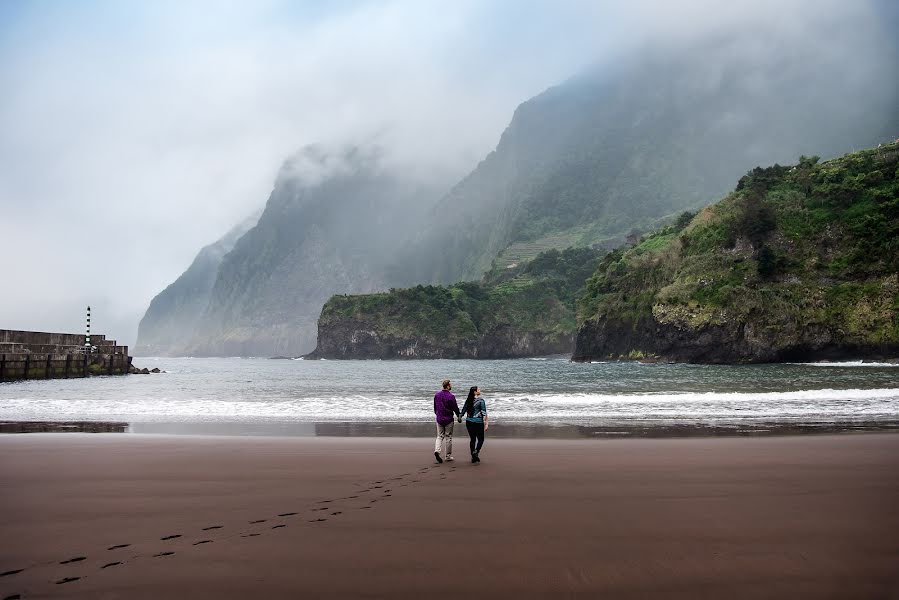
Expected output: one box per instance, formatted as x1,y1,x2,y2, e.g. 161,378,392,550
574,141,899,363
308,247,602,359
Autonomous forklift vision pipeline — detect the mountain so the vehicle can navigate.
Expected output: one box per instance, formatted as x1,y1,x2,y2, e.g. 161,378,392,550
135,211,260,356
307,247,602,359
394,37,898,287
574,141,899,363
175,146,445,357
139,25,898,357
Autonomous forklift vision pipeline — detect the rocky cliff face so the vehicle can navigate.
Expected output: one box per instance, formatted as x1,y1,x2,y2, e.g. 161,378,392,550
179,146,444,357
574,142,899,363
135,211,260,356
308,320,572,360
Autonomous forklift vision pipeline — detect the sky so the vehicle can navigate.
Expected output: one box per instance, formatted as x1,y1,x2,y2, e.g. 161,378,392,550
0,0,894,346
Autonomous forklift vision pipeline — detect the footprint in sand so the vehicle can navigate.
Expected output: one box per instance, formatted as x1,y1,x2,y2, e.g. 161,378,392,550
101,562,122,569
272,524,286,529
108,544,131,550
331,511,342,516
249,519,267,524
59,557,86,565
153,552,175,558
277,512,297,517
193,540,213,546
0,569,24,578
308,518,327,522
4,593,23,599
202,525,223,531
160,534,182,541
55,577,80,585
240,533,260,538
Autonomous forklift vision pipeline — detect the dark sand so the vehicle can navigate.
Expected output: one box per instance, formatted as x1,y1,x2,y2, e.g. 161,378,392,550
1,434,897,599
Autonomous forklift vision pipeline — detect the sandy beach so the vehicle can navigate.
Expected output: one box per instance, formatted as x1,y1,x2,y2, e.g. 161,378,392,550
1,433,897,599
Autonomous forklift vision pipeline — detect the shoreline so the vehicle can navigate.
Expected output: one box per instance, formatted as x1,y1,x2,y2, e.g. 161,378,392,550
2,418,899,438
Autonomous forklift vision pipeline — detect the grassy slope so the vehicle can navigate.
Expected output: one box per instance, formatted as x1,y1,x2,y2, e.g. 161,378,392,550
317,247,602,355
577,141,899,359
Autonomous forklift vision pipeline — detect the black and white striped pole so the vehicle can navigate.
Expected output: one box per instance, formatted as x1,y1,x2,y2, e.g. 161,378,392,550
85,305,91,352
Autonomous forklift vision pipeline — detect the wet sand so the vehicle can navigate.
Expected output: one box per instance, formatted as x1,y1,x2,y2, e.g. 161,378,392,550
1,434,897,598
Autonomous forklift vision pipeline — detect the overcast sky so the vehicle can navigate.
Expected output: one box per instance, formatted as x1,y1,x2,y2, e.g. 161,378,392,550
0,0,893,346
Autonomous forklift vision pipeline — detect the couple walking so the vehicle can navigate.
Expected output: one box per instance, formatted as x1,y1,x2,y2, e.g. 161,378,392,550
433,379,488,464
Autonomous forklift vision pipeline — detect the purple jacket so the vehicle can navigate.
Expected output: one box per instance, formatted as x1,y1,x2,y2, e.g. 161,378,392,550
434,390,460,426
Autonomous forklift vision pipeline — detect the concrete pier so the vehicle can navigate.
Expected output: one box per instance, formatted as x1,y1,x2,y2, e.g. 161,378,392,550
0,329,131,382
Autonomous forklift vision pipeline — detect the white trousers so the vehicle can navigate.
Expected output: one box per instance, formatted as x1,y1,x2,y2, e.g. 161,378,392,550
434,421,454,457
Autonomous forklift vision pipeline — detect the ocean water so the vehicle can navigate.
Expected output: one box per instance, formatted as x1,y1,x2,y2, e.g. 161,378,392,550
1,357,897,431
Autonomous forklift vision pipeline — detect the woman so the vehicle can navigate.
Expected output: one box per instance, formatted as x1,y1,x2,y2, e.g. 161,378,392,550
460,386,488,463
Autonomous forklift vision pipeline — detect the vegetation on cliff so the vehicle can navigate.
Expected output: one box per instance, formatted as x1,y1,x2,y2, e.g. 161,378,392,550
395,42,899,287
311,247,602,358
575,142,899,363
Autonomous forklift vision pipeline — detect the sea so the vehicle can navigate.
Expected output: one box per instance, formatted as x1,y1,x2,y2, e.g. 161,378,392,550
1,357,898,437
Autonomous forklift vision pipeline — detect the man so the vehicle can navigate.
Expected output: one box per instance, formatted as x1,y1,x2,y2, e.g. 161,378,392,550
433,379,461,463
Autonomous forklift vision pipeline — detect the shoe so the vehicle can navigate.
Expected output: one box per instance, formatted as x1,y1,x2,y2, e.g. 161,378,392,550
445,455,454,462
472,452,480,464
434,452,443,464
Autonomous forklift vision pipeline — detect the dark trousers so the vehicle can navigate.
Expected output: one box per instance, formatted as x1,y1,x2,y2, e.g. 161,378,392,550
466,420,485,454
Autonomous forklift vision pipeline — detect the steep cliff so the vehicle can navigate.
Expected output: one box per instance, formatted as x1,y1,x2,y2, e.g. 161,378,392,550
308,247,601,359
574,142,899,363
135,211,260,356
181,146,444,357
394,37,899,286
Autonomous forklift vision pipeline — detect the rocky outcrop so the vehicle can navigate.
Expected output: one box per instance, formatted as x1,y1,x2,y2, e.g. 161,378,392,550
307,321,570,360
573,143,899,364
573,315,899,364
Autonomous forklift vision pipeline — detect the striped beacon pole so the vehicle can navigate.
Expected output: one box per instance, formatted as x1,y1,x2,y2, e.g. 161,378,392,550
85,305,91,353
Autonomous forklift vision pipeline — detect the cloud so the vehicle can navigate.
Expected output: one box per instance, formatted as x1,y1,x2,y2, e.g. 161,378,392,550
0,0,894,345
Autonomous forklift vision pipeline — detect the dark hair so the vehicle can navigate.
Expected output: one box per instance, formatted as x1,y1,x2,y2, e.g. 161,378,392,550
442,379,451,390
461,386,478,418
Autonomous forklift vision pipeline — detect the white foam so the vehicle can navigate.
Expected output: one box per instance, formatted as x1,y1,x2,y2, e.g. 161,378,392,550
523,388,899,405
790,361,899,367
1,387,896,424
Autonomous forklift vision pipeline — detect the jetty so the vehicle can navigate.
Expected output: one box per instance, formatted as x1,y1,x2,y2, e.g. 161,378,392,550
0,329,132,382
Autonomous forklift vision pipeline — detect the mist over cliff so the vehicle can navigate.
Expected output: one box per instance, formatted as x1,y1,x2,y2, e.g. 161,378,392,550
395,29,899,286
135,1,898,357
153,146,447,356
135,211,260,356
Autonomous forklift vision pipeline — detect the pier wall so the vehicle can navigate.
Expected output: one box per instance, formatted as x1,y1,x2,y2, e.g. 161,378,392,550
0,329,131,382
